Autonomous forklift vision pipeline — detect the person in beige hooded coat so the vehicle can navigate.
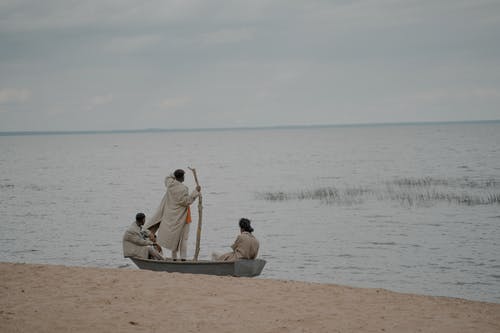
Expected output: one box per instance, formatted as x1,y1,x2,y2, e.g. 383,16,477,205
214,218,259,261
123,212,163,260
145,169,200,260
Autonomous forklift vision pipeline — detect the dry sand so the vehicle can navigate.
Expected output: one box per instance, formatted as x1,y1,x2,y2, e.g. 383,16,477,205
1,262,499,333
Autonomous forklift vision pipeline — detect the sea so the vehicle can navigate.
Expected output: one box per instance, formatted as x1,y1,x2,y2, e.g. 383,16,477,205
1,122,499,303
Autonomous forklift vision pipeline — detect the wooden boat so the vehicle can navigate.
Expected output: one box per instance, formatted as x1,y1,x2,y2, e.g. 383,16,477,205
129,257,266,277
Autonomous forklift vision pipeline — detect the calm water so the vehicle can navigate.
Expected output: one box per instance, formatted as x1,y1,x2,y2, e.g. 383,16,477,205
1,123,499,303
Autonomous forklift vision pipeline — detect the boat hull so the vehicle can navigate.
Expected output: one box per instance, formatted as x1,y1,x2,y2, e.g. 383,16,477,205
129,257,266,277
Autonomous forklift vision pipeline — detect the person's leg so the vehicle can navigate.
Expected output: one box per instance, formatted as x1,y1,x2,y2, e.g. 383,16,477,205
179,223,190,260
171,250,178,260
148,246,164,260
179,243,187,260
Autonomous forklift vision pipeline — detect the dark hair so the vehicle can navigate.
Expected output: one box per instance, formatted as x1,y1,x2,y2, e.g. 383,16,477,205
239,218,254,233
135,212,146,222
174,169,185,180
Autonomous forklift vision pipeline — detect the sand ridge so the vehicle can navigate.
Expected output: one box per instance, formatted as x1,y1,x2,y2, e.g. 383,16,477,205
1,262,499,332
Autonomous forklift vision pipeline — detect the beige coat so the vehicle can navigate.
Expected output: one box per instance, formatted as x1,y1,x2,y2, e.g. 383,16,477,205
146,174,199,251
218,232,259,261
122,222,154,258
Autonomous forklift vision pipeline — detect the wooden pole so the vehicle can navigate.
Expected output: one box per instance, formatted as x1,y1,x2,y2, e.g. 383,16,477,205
188,167,203,261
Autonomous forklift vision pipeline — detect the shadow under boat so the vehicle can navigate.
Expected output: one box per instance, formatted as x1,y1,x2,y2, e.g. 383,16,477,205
128,257,266,277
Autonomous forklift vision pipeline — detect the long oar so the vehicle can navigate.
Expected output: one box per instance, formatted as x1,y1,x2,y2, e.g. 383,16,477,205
188,167,203,261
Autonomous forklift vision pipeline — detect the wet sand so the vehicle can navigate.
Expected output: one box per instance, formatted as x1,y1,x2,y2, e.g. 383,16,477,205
1,262,499,332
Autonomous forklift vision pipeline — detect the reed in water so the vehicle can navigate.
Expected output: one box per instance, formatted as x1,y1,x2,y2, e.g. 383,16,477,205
257,176,500,206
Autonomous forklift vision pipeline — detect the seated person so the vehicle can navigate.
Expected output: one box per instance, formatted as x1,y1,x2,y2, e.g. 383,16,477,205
212,218,259,261
123,212,164,260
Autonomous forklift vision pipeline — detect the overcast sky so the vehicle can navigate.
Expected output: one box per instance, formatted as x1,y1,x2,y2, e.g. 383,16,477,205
0,0,499,131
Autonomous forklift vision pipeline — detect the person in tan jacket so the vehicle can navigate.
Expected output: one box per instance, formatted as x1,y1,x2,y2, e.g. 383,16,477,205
214,218,259,261
123,213,164,260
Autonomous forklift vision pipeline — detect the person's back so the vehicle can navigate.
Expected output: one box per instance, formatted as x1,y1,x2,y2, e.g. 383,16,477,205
166,174,191,208
214,218,259,261
233,231,259,260
155,169,200,260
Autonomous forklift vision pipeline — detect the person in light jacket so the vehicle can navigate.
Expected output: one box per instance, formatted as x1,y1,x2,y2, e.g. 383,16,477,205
145,169,201,261
123,212,163,260
214,218,259,261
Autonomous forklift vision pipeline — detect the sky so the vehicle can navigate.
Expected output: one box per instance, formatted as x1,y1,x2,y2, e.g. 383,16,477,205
0,0,499,131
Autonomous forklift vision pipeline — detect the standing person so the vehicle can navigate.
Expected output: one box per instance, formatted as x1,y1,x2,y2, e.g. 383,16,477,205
213,218,259,261
146,169,201,261
123,213,164,260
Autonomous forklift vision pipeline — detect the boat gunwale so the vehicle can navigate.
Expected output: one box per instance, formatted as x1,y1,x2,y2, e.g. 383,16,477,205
129,257,261,265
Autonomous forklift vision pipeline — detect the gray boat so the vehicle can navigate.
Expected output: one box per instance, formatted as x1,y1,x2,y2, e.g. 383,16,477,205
129,257,266,277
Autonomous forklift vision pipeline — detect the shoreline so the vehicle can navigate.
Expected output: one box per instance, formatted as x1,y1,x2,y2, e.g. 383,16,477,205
1,119,498,136
1,262,499,332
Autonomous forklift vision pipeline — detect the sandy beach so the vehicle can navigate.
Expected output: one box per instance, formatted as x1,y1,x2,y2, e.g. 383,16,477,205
1,262,499,333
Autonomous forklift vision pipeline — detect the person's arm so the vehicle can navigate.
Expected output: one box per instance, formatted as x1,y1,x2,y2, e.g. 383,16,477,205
230,235,243,251
123,229,154,246
178,187,200,206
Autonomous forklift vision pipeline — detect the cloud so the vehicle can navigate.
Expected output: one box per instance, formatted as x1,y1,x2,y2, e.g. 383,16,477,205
91,94,113,105
409,87,500,103
1,1,499,131
159,97,190,110
471,88,500,99
83,94,113,111
106,34,163,53
0,0,206,32
201,28,255,45
0,88,31,104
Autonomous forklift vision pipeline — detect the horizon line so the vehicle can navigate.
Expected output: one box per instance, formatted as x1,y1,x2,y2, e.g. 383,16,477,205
1,119,499,136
